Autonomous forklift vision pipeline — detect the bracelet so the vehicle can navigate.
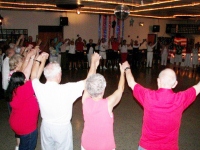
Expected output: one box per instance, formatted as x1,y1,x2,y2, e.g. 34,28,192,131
35,59,41,64
125,67,131,71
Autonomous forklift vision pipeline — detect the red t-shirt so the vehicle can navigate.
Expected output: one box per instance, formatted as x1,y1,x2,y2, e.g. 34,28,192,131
76,41,84,52
111,42,120,51
133,84,196,150
9,80,39,135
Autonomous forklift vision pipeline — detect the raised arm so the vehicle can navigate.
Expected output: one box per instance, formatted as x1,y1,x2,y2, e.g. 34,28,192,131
193,82,200,96
152,41,157,48
107,63,125,111
82,53,101,103
31,52,49,80
122,61,137,90
86,52,100,79
15,35,24,47
22,49,37,80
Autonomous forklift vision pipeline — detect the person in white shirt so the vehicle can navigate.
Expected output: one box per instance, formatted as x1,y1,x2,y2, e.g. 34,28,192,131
99,38,108,69
159,41,172,66
68,40,77,70
32,53,100,150
120,39,131,63
192,43,199,70
60,38,69,70
2,48,15,91
145,40,157,68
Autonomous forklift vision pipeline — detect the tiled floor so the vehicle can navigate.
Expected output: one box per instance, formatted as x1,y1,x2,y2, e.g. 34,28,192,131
1,64,200,150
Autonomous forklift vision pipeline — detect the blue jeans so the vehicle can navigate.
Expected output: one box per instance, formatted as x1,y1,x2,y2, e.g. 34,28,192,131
19,129,38,150
138,145,146,150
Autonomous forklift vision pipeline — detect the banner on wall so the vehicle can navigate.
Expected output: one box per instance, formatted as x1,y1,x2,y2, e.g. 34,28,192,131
174,37,187,46
98,15,122,42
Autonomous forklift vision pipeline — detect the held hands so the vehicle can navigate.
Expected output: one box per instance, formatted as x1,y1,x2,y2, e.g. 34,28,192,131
121,61,130,71
35,52,49,62
41,52,49,60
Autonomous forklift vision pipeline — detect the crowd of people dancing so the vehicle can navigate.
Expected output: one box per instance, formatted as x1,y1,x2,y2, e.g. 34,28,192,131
1,34,200,150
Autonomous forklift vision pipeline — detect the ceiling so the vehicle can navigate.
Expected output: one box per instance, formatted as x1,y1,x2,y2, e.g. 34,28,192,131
0,0,200,19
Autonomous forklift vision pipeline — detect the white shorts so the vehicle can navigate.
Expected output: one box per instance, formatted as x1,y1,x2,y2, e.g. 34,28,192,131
174,54,182,63
41,121,73,150
99,51,107,59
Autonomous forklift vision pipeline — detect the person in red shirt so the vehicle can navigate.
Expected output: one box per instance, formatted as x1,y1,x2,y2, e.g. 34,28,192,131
122,61,200,150
109,36,120,69
75,37,86,69
6,52,49,150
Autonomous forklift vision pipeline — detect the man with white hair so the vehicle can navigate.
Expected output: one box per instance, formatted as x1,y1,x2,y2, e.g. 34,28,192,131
122,61,200,150
32,53,100,150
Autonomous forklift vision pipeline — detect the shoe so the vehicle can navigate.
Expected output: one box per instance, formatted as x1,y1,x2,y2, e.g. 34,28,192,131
69,67,71,70
109,66,112,69
114,66,117,69
75,68,78,70
100,67,102,70
103,66,107,69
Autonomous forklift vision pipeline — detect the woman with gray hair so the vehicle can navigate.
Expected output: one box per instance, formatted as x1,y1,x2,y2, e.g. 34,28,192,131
81,64,125,150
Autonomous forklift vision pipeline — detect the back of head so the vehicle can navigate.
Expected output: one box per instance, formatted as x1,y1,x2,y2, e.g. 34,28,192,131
86,73,106,98
6,48,15,58
9,54,23,71
158,68,177,89
6,72,25,102
44,62,61,81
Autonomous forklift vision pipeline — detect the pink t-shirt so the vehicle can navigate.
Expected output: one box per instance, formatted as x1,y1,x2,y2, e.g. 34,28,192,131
133,84,196,150
9,80,39,135
81,98,115,150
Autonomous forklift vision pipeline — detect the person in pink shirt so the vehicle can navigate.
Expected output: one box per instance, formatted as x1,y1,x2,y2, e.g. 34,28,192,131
122,61,200,150
81,63,125,150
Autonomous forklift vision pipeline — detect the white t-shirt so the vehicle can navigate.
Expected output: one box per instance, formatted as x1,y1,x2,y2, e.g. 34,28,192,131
68,45,76,54
100,42,108,51
2,57,10,90
120,45,128,53
32,79,84,125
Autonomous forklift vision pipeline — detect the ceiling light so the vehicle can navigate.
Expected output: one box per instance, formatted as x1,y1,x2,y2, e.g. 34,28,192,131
139,22,144,26
114,4,130,20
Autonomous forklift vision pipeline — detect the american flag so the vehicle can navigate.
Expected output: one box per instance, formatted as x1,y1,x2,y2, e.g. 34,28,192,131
174,37,187,46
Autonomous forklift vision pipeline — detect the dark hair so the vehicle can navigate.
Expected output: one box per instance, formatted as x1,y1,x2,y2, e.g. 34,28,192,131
5,72,25,102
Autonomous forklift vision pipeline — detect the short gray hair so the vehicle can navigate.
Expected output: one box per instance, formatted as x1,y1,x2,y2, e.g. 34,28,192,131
9,54,23,71
86,73,106,98
44,62,61,79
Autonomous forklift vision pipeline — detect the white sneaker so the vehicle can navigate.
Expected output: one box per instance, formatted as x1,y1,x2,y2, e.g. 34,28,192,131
114,66,117,69
103,66,107,69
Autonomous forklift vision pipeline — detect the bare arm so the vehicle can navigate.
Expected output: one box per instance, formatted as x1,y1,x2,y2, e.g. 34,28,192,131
31,52,49,80
107,63,125,111
82,52,101,103
122,61,137,90
15,35,24,47
193,82,200,96
151,41,157,48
